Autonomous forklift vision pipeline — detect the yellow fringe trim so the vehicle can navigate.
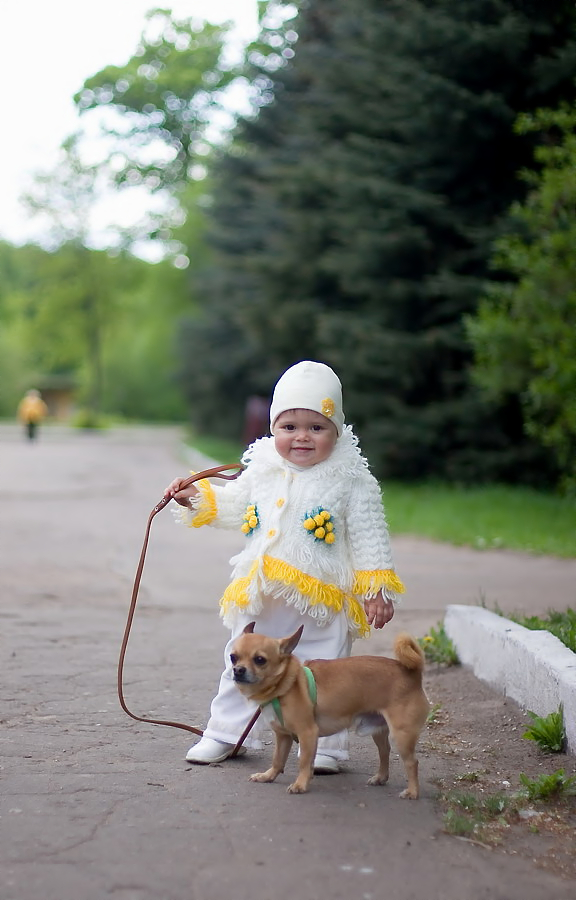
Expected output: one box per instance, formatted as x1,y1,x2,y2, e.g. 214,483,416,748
188,476,217,528
353,569,406,596
219,556,371,637
262,556,345,609
220,561,259,611
220,575,255,610
346,598,371,638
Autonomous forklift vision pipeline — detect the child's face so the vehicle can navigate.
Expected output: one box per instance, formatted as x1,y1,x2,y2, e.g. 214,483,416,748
272,409,338,467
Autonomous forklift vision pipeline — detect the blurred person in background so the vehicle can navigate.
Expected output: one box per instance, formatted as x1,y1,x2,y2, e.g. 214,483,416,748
17,389,48,442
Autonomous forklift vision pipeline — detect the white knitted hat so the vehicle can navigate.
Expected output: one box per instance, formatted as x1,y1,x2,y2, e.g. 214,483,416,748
269,361,344,436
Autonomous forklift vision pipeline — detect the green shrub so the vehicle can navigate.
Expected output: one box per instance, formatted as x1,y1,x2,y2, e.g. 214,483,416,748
72,409,109,430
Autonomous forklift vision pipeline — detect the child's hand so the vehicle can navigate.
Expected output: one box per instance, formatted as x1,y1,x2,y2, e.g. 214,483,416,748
364,591,395,629
163,476,199,508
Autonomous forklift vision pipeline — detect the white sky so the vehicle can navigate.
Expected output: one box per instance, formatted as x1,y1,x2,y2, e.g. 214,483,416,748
0,0,259,247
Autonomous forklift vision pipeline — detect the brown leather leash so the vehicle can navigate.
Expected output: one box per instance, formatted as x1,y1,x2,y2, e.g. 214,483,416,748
118,462,261,756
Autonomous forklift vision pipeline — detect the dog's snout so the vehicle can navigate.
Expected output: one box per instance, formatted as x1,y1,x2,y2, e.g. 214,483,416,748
233,665,247,682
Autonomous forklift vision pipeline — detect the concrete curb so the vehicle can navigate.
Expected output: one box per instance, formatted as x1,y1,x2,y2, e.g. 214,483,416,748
444,605,576,755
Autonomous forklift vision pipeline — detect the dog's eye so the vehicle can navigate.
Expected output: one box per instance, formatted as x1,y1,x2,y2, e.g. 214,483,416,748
254,655,267,666
230,653,238,665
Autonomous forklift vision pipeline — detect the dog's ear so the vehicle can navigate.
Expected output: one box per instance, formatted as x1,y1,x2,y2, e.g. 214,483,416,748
243,622,256,634
279,624,304,657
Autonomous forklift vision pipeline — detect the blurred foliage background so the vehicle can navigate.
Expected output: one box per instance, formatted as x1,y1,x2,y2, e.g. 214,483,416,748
1,0,576,493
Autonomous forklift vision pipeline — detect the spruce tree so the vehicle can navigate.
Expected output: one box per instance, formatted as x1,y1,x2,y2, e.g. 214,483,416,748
182,0,576,482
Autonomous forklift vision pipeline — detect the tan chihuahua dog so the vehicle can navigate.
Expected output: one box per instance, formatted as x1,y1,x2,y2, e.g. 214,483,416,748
230,623,430,797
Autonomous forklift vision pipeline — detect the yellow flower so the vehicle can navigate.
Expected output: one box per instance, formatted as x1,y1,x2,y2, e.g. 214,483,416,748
325,521,334,532
304,517,317,531
314,514,324,526
314,527,326,539
324,532,335,544
241,523,251,534
320,510,330,521
248,515,258,529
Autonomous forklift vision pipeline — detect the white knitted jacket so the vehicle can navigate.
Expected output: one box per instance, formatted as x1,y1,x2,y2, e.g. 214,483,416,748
176,426,404,637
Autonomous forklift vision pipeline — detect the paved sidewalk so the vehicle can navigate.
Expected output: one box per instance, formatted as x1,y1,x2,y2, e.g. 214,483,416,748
1,424,575,900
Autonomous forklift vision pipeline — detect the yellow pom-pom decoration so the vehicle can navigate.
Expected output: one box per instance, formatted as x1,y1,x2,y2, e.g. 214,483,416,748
303,507,335,543
321,398,335,418
242,503,260,536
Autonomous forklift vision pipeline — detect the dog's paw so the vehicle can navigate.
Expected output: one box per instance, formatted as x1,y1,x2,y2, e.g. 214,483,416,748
286,780,309,794
249,770,277,783
399,787,418,799
367,774,389,786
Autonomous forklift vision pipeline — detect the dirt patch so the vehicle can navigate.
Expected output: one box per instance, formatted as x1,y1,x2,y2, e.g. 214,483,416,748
422,664,576,879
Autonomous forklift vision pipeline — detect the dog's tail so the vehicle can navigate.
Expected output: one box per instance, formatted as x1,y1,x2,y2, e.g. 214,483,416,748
394,632,425,672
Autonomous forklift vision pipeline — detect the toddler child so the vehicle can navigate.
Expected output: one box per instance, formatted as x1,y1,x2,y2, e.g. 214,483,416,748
164,360,404,772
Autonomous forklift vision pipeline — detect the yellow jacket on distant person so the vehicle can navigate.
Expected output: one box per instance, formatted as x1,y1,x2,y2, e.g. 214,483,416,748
17,393,48,423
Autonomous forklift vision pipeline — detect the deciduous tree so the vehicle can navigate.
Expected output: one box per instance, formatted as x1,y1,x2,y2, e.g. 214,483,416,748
75,8,237,196
467,105,576,491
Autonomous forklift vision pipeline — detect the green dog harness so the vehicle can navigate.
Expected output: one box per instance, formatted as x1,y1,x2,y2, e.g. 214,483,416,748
266,666,317,729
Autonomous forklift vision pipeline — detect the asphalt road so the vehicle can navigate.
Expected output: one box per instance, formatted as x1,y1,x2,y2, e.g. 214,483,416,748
2,424,575,900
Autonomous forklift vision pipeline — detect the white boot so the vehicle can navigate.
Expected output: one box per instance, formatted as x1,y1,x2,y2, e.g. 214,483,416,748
185,737,246,764
313,753,340,774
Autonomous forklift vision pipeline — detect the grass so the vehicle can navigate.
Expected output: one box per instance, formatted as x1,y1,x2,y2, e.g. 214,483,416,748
382,482,576,558
418,623,460,666
441,771,576,842
504,608,576,653
185,434,576,558
426,702,444,725
185,432,244,466
442,788,518,841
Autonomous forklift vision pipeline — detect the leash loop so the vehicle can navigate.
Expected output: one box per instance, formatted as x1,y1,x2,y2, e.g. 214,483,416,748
118,462,261,754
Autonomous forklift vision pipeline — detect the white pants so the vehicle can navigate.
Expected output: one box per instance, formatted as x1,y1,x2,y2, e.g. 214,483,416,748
202,596,352,759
